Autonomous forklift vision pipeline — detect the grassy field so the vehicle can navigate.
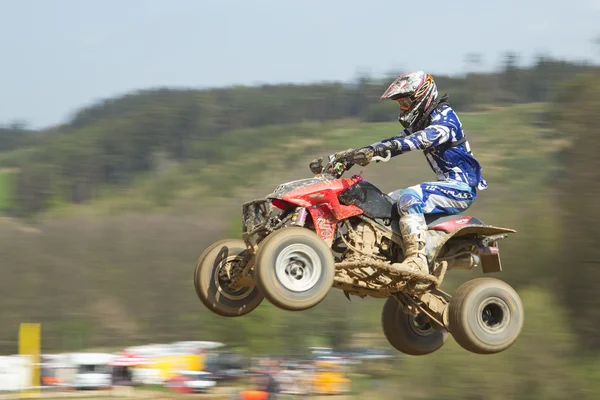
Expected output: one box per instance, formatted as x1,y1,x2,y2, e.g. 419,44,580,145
0,169,16,211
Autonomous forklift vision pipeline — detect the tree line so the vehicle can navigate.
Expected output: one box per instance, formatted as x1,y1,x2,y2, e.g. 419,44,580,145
1,55,595,216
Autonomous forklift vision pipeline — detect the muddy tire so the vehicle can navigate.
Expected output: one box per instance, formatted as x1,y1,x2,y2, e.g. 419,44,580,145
255,227,334,311
194,239,263,317
448,277,524,354
381,296,448,355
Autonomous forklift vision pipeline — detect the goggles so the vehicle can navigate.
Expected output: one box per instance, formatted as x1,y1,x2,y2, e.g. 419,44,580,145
395,96,413,111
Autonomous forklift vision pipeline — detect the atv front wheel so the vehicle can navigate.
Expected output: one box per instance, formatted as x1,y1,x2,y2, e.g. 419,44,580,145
194,239,263,317
381,296,448,355
448,277,524,354
255,227,335,311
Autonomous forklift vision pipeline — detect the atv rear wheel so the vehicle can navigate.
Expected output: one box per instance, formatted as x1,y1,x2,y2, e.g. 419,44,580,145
255,227,335,311
194,239,263,317
381,296,448,355
448,277,524,354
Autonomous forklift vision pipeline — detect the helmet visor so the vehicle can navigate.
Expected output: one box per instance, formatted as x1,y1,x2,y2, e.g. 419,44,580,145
395,96,413,111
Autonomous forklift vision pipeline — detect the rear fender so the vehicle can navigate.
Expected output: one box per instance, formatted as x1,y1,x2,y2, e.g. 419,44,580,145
446,225,517,238
428,225,516,273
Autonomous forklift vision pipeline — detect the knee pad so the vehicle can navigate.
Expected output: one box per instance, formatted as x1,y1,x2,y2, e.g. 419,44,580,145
396,189,424,216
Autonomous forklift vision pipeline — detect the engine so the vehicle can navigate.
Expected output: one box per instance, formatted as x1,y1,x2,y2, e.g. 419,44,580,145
353,221,378,255
333,219,396,262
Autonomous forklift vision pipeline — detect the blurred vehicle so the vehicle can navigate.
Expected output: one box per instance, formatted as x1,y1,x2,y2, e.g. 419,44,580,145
40,354,69,389
351,348,393,360
195,151,524,357
70,353,114,390
110,350,152,386
164,370,216,394
127,343,208,382
204,349,246,383
277,362,305,395
309,347,333,357
119,341,225,385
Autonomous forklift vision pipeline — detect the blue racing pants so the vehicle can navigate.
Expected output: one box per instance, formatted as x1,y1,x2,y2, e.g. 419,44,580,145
388,180,476,217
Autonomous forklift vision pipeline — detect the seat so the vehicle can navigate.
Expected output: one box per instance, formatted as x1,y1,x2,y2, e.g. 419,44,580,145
425,213,456,227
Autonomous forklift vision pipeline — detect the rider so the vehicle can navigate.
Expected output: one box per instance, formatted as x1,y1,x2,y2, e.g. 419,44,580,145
329,71,488,276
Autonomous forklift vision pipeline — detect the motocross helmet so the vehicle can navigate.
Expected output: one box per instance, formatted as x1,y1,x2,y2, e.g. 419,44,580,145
380,71,438,129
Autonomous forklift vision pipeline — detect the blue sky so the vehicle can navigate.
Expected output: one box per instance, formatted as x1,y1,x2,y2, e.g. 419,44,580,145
1,0,599,128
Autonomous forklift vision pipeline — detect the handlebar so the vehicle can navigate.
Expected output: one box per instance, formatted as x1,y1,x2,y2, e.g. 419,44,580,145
321,159,350,178
310,149,392,178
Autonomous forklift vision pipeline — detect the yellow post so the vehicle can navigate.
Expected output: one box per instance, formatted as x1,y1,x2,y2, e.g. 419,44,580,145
18,323,40,398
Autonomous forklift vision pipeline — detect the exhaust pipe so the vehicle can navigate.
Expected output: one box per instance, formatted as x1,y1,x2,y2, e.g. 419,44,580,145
450,253,481,270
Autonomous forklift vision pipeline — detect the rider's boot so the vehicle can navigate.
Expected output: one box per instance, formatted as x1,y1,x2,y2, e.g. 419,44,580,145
390,213,429,275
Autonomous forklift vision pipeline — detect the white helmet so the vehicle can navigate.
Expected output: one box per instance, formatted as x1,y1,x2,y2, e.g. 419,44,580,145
380,71,439,129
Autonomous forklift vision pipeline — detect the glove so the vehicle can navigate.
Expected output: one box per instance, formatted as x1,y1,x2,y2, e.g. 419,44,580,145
347,147,374,167
329,148,354,163
370,141,400,158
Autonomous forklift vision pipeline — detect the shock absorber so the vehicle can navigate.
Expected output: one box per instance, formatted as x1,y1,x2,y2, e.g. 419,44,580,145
291,207,308,227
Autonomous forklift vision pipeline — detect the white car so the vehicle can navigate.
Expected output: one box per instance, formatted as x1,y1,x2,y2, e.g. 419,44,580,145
165,370,217,393
70,353,115,390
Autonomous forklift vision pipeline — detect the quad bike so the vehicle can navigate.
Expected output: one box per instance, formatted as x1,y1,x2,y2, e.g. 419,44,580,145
194,150,524,355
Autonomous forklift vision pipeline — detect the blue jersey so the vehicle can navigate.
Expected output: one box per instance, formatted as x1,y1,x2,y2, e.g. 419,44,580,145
373,105,488,190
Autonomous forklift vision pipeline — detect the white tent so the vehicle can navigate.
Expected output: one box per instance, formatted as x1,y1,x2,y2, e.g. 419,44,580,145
0,355,31,391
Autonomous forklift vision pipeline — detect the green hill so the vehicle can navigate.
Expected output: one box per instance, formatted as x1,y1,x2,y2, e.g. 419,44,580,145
17,102,563,220
3,55,592,217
